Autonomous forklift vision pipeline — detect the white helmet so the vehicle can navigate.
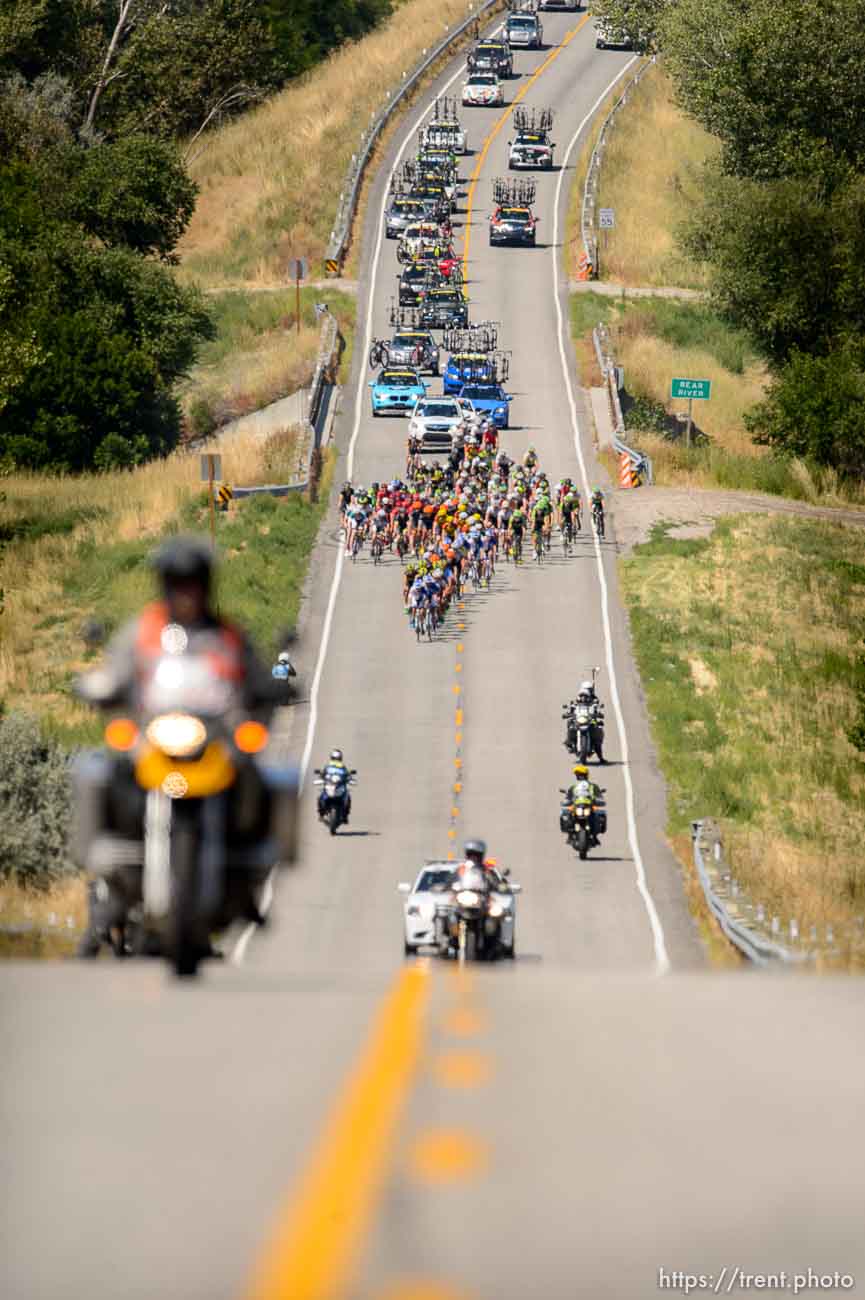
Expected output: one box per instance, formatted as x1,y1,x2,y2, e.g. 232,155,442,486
330,749,343,762
278,651,291,664
581,680,594,695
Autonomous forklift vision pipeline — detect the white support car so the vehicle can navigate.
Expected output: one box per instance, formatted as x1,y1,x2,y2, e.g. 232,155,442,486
398,862,519,956
423,121,468,155
539,0,578,9
595,20,634,48
462,72,504,108
407,396,474,452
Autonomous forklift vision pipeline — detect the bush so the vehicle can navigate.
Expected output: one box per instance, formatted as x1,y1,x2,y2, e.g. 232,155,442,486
0,712,74,887
625,394,670,436
745,345,865,479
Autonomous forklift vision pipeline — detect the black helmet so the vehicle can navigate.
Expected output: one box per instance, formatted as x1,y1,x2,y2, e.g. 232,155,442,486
463,838,487,860
152,536,214,591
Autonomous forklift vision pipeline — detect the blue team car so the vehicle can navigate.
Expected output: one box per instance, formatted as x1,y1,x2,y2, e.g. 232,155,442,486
457,380,512,428
369,367,428,416
442,351,495,396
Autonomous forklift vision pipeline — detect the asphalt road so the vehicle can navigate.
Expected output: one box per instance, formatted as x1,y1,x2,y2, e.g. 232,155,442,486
3,13,865,1300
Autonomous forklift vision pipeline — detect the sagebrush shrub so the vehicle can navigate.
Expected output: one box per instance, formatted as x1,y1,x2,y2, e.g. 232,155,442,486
0,713,75,886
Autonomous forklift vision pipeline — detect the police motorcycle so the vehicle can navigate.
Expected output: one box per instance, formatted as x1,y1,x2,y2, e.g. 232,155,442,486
313,753,357,835
72,625,299,977
435,864,514,961
562,671,605,763
559,777,607,861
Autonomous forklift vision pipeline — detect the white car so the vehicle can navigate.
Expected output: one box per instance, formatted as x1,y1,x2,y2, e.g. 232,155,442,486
462,72,504,108
539,0,578,10
408,396,474,451
398,861,519,956
595,21,634,48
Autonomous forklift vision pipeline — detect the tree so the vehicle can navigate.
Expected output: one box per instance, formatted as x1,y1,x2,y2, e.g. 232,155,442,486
745,344,865,479
0,260,45,415
0,155,212,471
0,712,74,886
62,135,197,259
680,167,865,367
661,0,865,181
262,0,393,79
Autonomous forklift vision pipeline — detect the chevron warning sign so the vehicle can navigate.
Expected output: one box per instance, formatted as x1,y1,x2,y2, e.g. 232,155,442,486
324,258,339,275
217,484,233,508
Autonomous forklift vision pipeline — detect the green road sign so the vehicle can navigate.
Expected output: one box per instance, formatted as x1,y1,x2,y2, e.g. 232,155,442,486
671,377,711,400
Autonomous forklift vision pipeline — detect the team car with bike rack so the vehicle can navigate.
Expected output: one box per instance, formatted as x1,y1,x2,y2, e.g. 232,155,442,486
489,178,538,246
419,284,469,330
508,106,555,170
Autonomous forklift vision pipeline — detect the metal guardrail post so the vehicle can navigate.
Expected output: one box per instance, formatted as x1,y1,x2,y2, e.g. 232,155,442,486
324,0,502,275
592,325,653,485
691,820,811,966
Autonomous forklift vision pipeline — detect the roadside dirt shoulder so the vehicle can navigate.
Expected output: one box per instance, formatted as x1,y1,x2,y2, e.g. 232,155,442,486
611,484,865,553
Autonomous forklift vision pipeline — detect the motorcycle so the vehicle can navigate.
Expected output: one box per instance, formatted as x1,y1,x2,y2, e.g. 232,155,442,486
562,701,604,763
72,645,299,976
313,767,357,835
559,783,607,861
436,867,511,961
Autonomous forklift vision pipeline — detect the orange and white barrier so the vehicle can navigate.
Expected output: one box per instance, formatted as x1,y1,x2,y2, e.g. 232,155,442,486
576,251,593,282
618,452,638,489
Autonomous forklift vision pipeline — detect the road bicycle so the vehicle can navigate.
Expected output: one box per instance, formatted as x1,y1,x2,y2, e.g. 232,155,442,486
562,517,575,555
592,503,605,540
510,533,523,565
371,531,384,565
368,338,390,369
533,531,545,564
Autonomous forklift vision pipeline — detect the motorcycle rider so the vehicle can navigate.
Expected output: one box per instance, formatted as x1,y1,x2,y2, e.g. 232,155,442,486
567,764,605,845
77,536,278,957
576,679,605,761
317,748,353,824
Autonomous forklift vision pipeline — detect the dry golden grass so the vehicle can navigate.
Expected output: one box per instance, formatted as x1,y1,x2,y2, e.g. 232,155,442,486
179,0,490,287
183,321,322,426
0,876,86,958
595,62,719,287
565,73,636,281
0,430,286,730
622,513,865,968
617,327,768,453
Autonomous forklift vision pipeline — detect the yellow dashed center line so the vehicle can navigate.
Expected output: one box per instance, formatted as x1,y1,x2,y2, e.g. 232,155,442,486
460,15,590,276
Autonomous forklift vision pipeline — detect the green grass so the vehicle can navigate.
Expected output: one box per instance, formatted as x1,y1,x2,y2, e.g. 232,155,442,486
570,291,617,339
0,502,108,546
625,300,755,376
622,514,865,962
181,287,356,431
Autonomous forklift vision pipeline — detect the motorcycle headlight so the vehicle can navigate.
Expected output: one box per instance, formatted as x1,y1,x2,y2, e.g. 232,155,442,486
145,712,207,758
456,889,481,906
488,900,504,918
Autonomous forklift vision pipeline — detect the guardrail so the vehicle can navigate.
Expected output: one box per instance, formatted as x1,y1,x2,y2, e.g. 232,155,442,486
691,820,806,966
229,309,340,500
324,0,502,273
592,323,653,484
580,56,655,279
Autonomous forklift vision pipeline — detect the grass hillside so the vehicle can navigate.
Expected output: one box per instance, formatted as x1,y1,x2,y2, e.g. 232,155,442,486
623,515,865,966
179,0,489,288
593,62,717,289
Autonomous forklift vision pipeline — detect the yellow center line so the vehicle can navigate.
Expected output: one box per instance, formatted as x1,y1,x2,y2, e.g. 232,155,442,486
244,965,430,1300
460,15,590,276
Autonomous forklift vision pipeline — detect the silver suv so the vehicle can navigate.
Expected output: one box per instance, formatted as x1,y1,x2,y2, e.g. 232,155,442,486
506,12,543,48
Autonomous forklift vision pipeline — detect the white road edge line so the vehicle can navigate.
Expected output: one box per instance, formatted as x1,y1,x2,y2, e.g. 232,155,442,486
231,44,481,965
552,57,672,976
